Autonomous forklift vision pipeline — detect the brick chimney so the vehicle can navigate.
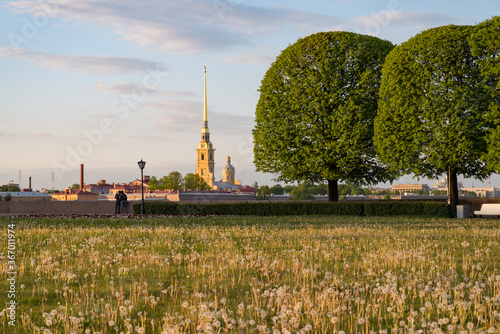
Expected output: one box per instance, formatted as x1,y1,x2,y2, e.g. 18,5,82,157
80,164,84,190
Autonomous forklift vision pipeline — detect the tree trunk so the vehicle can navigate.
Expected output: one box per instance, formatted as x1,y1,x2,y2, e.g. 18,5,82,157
447,165,459,218
328,179,338,202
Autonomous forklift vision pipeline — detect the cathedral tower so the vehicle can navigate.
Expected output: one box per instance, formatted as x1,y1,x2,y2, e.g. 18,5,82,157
195,64,215,188
222,153,235,185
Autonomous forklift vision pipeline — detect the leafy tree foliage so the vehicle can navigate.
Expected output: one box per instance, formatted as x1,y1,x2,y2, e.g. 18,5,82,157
338,183,365,196
290,183,315,200
283,185,294,194
257,185,271,199
469,16,500,171
70,183,80,190
462,190,478,197
374,25,494,216
270,184,285,195
148,176,159,191
253,31,395,202
0,184,20,192
160,171,183,191
183,173,210,191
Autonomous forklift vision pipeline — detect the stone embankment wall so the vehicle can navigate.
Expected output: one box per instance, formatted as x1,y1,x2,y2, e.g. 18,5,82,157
0,201,136,215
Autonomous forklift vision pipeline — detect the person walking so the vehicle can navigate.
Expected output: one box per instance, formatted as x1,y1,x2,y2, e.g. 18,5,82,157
115,190,122,215
120,191,128,214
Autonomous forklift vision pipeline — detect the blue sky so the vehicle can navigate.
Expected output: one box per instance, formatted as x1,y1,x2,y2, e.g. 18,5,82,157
0,0,499,190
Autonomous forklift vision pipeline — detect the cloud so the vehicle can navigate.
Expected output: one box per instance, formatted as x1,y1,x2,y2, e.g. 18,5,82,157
150,99,253,134
349,10,469,41
0,47,164,74
94,81,160,94
222,53,276,65
6,0,339,54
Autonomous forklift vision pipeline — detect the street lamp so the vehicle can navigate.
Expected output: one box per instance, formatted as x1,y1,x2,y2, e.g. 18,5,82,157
137,159,146,214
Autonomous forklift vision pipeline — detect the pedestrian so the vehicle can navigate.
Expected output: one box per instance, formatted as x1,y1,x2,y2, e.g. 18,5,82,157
120,191,128,214
115,190,122,215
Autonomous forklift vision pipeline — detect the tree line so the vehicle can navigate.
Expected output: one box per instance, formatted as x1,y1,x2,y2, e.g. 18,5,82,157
147,172,210,191
253,16,499,216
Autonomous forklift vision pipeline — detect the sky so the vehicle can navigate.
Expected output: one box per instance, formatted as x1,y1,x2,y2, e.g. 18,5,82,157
0,0,499,191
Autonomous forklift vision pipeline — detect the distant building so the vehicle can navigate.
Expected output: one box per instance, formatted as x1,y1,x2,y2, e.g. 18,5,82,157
84,180,115,194
213,154,242,191
0,191,52,202
51,189,99,201
461,187,500,198
392,184,430,193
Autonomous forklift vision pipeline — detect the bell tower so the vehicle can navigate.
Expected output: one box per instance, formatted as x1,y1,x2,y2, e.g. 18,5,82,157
222,153,235,185
195,64,215,188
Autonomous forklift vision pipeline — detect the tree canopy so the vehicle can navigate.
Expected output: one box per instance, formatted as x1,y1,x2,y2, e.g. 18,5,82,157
160,171,183,191
374,24,494,215
183,173,210,191
469,16,500,171
253,31,395,202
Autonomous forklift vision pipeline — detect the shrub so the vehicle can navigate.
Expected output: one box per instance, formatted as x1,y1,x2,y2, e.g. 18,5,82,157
134,200,448,217
364,201,448,217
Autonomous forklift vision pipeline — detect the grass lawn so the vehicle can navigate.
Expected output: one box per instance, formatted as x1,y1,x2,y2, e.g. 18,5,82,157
1,215,499,333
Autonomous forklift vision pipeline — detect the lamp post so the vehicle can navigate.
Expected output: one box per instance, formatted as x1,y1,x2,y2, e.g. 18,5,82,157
137,159,146,214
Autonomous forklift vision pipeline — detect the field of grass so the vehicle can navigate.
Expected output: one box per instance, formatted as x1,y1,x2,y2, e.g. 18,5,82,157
1,215,499,334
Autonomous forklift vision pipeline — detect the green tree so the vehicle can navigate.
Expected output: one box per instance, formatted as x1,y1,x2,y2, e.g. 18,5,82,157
374,25,493,217
148,176,159,191
70,184,80,190
253,31,395,202
4,193,12,201
290,183,315,200
462,190,477,197
339,183,365,196
309,183,328,195
270,184,285,195
0,184,20,192
431,190,448,196
257,185,271,199
183,173,210,191
161,171,183,191
469,16,500,171
283,185,294,194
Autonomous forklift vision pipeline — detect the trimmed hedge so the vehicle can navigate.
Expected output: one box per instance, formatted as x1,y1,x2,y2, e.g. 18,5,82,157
364,201,448,217
133,201,449,217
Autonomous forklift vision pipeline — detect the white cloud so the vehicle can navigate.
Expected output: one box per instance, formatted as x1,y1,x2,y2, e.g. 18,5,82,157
149,99,253,134
6,0,339,54
349,10,469,41
0,47,164,74
222,53,276,65
94,81,160,94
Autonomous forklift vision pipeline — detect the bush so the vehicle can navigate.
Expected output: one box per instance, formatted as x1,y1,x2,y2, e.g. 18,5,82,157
134,201,365,216
4,193,12,202
134,200,448,217
364,201,448,217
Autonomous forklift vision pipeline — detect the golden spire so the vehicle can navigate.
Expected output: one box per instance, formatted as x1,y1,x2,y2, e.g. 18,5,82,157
203,64,208,128
201,64,210,141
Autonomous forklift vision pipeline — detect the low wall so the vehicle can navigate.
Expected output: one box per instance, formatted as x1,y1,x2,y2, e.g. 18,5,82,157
0,200,139,215
178,193,256,202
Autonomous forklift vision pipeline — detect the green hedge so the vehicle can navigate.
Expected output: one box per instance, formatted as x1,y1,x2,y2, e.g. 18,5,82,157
364,201,449,217
133,201,449,217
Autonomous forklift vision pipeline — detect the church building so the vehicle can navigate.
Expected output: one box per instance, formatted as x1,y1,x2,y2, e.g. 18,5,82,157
195,65,241,191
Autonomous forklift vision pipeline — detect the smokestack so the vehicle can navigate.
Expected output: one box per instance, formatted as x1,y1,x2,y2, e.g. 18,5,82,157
80,164,84,190
29,177,31,189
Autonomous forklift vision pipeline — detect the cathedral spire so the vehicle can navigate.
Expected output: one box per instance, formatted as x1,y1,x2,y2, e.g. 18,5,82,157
203,64,208,129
